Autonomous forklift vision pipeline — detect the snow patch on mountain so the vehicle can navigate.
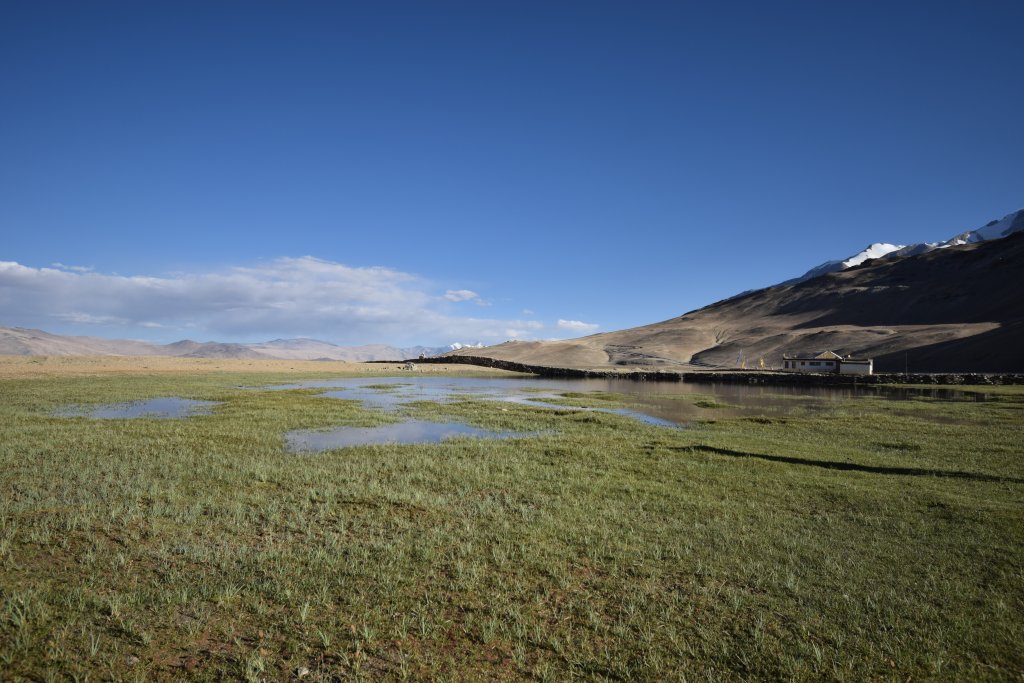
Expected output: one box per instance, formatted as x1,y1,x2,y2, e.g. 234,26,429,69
448,342,484,351
789,243,904,284
789,208,1023,285
974,209,1024,240
841,242,905,267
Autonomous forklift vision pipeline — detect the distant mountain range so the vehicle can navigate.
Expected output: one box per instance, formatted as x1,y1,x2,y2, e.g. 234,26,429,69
5,209,1021,372
0,328,476,361
449,208,1024,372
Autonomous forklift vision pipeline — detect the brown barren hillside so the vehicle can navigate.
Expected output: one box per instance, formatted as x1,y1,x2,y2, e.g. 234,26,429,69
449,232,1024,373
0,328,443,362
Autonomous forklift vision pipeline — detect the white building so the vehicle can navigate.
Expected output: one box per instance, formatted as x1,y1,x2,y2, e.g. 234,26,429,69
782,350,873,375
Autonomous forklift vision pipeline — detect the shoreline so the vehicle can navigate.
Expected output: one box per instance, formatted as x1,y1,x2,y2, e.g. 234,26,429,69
409,354,1024,386
3,353,1022,386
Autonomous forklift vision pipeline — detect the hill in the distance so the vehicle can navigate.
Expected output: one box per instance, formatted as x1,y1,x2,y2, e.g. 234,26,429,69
0,328,451,362
6,208,1021,373
246,339,448,362
449,230,1024,373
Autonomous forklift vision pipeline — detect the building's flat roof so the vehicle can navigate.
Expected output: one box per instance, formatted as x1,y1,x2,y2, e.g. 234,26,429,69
783,356,872,362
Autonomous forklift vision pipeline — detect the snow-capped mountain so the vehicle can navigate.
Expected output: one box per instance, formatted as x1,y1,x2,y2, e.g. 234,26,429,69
448,342,484,351
790,208,1024,284
959,209,1024,242
450,210,1024,373
793,242,906,283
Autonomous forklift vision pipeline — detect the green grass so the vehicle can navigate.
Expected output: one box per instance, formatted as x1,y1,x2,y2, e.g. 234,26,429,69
1,371,1022,681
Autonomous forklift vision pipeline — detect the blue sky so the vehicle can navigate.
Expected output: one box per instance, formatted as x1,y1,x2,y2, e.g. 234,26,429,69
2,1,1022,346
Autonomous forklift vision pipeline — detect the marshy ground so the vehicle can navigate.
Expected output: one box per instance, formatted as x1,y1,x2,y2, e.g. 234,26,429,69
0,358,1021,681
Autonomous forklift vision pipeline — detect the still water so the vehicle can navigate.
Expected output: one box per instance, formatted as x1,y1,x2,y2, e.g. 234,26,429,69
269,378,683,427
266,376,976,451
54,377,978,451
267,375,963,424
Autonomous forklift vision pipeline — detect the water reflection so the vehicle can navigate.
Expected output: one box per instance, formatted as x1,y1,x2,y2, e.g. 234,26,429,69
499,394,680,427
285,420,530,452
265,377,688,426
262,375,976,427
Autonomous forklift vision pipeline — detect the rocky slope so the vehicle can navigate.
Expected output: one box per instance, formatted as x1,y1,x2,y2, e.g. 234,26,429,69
449,231,1024,373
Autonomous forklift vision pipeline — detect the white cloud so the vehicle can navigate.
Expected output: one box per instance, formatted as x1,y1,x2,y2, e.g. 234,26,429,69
443,289,490,306
52,263,94,273
502,323,545,339
557,319,599,333
443,289,479,302
0,258,542,345
53,312,129,325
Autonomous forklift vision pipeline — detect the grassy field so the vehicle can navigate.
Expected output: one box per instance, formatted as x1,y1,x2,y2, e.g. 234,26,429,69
0,359,1022,681
0,356,519,380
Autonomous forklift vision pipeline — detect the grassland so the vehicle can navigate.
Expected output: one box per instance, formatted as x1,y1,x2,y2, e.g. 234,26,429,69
0,358,1022,681
0,356,518,380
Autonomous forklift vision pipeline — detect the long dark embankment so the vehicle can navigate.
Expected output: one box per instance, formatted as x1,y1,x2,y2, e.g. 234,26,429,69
407,355,1024,386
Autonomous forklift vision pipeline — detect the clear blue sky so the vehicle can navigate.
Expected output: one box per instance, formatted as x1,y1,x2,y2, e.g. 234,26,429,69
2,1,1022,345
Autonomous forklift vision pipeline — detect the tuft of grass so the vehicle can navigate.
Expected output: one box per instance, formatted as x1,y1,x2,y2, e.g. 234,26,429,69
693,398,735,409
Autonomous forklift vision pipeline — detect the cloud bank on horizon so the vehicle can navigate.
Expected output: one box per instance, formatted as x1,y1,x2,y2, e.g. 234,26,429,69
0,257,597,345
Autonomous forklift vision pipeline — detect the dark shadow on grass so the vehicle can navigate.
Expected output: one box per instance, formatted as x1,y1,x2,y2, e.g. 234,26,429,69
673,445,1024,484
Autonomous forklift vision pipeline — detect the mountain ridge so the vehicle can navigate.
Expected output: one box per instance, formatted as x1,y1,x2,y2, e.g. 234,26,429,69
788,208,1023,284
0,327,453,361
5,209,1021,371
448,227,1024,373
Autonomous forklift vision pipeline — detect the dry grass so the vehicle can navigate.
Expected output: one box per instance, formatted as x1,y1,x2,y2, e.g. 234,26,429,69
0,355,523,379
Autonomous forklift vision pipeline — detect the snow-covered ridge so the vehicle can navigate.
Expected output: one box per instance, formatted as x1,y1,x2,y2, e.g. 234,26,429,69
841,242,905,267
448,342,484,351
790,208,1024,284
